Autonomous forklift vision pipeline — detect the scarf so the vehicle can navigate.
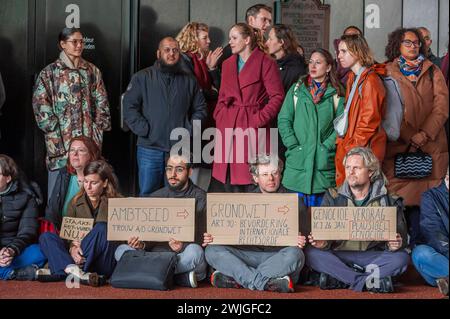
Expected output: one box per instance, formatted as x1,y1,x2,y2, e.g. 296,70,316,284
398,54,425,82
187,52,212,90
307,75,328,104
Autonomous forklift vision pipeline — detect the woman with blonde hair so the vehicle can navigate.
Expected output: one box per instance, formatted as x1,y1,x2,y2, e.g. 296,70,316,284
211,23,284,192
39,160,121,286
176,22,222,127
334,34,387,186
176,22,223,188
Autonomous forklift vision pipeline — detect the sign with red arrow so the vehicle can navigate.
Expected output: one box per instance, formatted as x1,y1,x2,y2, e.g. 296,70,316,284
207,193,299,246
107,198,196,242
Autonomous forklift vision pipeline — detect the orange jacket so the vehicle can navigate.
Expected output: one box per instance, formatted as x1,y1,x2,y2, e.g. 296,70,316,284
335,65,387,186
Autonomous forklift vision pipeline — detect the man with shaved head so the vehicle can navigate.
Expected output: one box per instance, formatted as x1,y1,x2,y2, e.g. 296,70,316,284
123,37,207,196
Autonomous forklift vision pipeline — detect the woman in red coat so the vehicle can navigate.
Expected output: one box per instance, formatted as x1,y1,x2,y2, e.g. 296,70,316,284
210,23,285,192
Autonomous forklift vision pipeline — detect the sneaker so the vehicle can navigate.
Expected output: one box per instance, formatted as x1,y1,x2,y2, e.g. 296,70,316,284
36,273,67,282
366,276,394,293
64,264,106,287
319,273,349,290
302,269,321,286
264,276,294,293
436,277,449,296
174,271,198,288
210,271,241,289
11,264,38,281
36,268,51,276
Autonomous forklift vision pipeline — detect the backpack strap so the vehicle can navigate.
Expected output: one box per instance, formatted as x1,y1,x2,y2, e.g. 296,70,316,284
333,94,340,112
328,187,339,199
293,81,302,112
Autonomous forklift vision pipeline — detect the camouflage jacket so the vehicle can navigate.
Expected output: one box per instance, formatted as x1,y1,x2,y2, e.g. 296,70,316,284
32,51,111,170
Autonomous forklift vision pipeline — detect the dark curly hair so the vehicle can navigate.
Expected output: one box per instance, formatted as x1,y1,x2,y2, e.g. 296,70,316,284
385,28,427,62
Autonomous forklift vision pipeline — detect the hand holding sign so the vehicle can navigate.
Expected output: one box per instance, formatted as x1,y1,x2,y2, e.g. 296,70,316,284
202,233,214,247
387,233,403,251
298,234,307,249
308,233,328,249
127,236,145,250
169,238,183,253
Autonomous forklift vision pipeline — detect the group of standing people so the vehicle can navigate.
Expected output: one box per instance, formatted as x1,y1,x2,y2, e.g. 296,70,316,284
0,3,448,296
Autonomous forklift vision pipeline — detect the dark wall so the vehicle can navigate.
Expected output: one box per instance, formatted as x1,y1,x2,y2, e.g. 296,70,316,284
0,0,137,198
0,0,275,198
0,0,36,176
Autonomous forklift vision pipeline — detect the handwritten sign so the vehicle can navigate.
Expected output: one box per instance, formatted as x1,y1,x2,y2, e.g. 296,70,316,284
311,207,397,241
60,217,94,241
281,0,330,58
207,193,298,246
107,198,196,242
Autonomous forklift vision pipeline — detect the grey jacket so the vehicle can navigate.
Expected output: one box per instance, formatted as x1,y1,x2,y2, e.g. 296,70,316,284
320,178,408,252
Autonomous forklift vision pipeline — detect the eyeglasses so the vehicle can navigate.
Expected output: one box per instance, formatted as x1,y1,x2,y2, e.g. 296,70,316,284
69,148,89,155
258,171,280,178
161,47,180,54
401,40,422,48
165,166,186,174
65,39,84,46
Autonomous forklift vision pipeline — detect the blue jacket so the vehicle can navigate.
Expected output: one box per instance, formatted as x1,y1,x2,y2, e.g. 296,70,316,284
420,182,449,258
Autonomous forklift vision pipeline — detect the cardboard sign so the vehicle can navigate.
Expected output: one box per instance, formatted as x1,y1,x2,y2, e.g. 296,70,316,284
60,217,94,241
311,207,397,241
207,193,299,246
107,198,195,242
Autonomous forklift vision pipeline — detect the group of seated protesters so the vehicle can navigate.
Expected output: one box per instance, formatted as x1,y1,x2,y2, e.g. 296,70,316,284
0,138,448,296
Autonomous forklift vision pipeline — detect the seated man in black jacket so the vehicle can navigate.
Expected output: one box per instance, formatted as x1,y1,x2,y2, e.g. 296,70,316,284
114,153,207,288
0,154,47,280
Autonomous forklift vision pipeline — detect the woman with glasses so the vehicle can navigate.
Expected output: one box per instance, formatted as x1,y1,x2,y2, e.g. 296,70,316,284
43,136,103,233
32,28,111,199
39,160,121,286
278,49,344,207
383,28,449,248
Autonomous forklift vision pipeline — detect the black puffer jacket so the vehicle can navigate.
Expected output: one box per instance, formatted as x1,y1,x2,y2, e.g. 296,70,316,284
0,179,41,255
44,166,71,230
277,53,307,93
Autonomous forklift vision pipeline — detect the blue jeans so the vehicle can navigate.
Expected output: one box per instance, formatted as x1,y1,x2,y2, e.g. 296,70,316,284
39,223,118,277
205,245,304,291
115,243,207,281
412,245,449,286
0,244,47,280
305,246,410,292
137,146,166,196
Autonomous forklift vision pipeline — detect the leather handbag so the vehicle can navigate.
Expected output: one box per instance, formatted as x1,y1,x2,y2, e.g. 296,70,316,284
110,250,177,290
394,145,432,179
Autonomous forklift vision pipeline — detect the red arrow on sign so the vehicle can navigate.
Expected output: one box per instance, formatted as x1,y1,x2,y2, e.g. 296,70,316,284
177,210,189,219
278,206,289,215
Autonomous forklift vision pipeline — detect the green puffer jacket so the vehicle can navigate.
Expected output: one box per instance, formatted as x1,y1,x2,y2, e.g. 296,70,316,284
278,80,344,194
